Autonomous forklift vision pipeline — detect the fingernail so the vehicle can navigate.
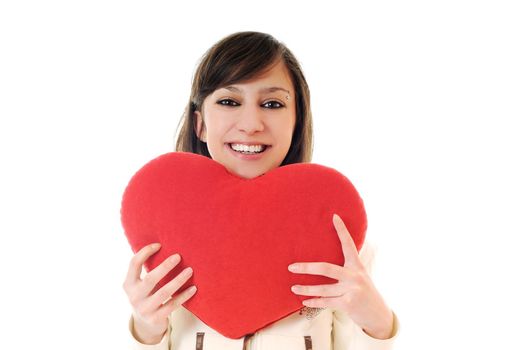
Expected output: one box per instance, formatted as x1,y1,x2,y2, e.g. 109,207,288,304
170,254,180,263
288,264,298,272
190,286,197,292
291,285,299,292
184,267,193,275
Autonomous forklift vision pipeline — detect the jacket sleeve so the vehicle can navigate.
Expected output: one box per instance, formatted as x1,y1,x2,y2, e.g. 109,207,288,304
128,315,171,350
332,241,399,350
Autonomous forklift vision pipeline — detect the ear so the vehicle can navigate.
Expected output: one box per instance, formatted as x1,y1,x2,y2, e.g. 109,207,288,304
194,111,207,142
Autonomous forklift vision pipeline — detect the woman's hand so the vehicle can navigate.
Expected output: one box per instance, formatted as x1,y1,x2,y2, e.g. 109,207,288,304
288,214,394,339
123,243,197,344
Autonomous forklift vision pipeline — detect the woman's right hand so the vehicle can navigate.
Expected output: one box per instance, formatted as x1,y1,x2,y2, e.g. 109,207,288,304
123,243,197,344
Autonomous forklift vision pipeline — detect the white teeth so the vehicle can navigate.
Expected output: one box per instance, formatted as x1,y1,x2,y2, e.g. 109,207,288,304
230,143,266,154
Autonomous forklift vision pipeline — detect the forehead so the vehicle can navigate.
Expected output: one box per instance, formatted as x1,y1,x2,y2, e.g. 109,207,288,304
222,85,291,95
217,61,294,94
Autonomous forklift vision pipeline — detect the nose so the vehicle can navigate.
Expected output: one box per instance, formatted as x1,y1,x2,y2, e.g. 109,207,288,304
236,104,265,134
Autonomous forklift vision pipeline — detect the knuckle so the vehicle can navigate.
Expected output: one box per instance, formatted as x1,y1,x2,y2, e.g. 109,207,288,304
170,278,187,292
343,269,354,280
123,280,136,297
128,293,142,308
163,259,173,268
129,255,142,270
176,269,192,283
320,264,331,275
142,272,156,286
163,258,177,270
136,304,149,317
178,292,192,305
350,285,364,298
354,270,368,283
172,288,193,307
133,249,145,262
186,287,197,296
343,293,353,305
157,288,173,302
309,299,319,308
128,258,136,270
170,275,184,288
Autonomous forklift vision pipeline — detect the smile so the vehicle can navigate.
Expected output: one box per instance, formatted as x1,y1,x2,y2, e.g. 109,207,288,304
229,143,268,154
226,143,271,160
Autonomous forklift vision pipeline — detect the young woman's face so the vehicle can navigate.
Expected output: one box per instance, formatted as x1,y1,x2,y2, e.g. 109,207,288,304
195,60,296,179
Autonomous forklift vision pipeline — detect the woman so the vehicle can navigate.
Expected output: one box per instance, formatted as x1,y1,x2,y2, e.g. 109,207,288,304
123,31,398,349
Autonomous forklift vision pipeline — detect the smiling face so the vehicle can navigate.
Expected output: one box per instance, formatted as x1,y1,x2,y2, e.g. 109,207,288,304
194,60,296,179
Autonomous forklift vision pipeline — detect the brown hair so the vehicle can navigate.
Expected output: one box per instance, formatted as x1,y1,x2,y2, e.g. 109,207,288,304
175,31,313,165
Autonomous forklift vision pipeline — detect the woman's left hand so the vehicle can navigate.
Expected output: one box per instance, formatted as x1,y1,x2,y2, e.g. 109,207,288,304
288,214,394,339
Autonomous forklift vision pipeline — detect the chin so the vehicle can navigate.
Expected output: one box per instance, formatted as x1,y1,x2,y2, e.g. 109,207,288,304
228,165,268,180
235,169,265,179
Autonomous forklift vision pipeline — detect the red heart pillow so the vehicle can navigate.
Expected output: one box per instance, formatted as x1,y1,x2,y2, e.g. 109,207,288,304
121,152,367,339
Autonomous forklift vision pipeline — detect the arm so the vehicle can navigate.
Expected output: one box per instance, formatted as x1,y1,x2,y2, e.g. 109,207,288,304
289,215,399,349
129,314,170,350
123,243,197,349
332,241,399,350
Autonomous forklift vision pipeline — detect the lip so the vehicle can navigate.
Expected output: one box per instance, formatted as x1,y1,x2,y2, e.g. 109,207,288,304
225,143,271,161
228,141,271,146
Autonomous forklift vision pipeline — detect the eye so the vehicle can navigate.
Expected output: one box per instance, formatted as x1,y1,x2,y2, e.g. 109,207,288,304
217,99,240,107
262,101,284,109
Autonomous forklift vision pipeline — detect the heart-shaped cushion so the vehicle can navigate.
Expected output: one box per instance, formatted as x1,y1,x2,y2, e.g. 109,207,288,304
121,152,367,339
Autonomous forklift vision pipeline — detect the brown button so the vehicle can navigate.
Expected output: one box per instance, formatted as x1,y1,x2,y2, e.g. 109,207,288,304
195,332,204,350
304,335,313,350
243,333,255,350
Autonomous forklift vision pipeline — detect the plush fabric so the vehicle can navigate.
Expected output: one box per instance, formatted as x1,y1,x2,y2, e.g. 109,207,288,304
121,152,367,339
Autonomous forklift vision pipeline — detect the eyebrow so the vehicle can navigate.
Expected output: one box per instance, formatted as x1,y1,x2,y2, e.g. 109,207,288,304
222,86,291,95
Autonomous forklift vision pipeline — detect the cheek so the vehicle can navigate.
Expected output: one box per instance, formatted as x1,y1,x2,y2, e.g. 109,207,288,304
284,113,296,141
273,126,295,151
273,110,295,131
286,111,296,135
204,115,231,141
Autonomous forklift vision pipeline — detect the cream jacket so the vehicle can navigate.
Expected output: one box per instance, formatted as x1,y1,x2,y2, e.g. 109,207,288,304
128,241,399,349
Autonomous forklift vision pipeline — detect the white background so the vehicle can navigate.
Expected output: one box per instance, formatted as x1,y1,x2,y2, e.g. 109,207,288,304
1,1,526,348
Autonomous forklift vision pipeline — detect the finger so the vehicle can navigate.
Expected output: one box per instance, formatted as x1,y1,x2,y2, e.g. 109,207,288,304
302,296,344,310
171,285,198,307
125,243,161,286
149,267,194,308
291,283,347,297
333,213,360,266
288,262,345,280
141,253,182,292
157,285,197,319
